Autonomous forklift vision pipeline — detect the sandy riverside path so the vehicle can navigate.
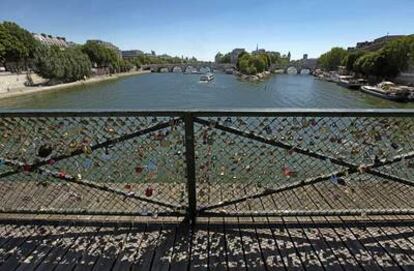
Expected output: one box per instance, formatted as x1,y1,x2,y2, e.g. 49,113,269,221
0,70,151,100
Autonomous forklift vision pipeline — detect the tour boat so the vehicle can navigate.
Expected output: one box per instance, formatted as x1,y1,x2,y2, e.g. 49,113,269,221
200,72,214,83
360,82,409,102
337,76,366,90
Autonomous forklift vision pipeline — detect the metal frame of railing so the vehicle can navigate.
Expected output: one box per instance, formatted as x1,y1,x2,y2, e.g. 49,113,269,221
0,109,413,224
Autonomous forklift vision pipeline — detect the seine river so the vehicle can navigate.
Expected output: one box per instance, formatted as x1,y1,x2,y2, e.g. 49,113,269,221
1,73,413,109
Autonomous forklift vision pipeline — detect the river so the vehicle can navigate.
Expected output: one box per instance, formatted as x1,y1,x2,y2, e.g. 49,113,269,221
0,73,413,109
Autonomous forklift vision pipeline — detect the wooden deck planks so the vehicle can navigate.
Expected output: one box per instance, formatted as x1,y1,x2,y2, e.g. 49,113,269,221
0,181,414,270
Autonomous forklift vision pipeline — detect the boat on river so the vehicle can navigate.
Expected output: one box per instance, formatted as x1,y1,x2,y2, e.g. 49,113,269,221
199,72,214,83
337,76,367,90
360,82,409,102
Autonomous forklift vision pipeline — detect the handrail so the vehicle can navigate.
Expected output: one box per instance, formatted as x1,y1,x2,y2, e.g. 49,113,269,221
0,108,413,117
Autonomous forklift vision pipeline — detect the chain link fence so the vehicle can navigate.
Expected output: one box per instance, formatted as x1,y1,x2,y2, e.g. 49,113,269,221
0,112,187,217
0,110,413,220
193,111,414,217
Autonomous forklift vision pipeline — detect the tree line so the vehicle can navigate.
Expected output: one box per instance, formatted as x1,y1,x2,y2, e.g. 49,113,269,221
133,54,198,65
0,21,132,83
0,21,198,83
318,36,414,79
215,51,290,75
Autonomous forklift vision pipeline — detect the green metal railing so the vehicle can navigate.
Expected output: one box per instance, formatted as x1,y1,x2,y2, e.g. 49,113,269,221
0,109,413,223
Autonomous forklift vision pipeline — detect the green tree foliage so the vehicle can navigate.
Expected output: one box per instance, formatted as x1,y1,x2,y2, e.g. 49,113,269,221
34,45,91,82
133,54,190,65
342,51,366,72
0,37,5,64
130,57,142,69
353,52,381,76
267,52,281,65
352,36,414,78
264,51,290,68
318,47,348,71
119,59,134,72
237,53,266,75
81,41,120,71
219,53,231,64
0,21,39,69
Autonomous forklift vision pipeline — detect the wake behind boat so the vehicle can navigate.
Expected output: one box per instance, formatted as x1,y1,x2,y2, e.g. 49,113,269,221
200,72,214,83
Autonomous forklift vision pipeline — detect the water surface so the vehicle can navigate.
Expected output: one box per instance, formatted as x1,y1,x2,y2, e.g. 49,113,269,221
1,73,413,109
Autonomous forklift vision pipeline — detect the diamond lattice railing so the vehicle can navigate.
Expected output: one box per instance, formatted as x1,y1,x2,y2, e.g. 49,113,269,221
193,113,414,216
0,113,187,217
0,110,413,219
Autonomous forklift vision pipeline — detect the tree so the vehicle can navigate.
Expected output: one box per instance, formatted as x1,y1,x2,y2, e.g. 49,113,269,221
0,21,39,70
342,51,366,72
0,24,7,63
215,52,223,63
352,36,414,78
353,52,380,76
82,41,120,71
34,45,91,82
318,47,348,71
119,59,133,72
220,53,231,64
254,54,267,72
237,53,267,75
380,36,413,76
130,57,142,69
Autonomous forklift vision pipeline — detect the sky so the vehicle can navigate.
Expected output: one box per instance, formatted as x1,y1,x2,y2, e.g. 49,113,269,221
1,0,413,61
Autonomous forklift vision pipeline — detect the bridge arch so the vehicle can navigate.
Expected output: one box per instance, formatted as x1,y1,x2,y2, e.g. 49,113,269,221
299,68,311,75
184,65,197,73
199,66,211,73
158,67,169,73
286,66,298,74
172,66,183,73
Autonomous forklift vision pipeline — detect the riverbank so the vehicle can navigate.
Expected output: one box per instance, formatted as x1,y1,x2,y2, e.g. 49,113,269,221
235,71,271,81
0,70,151,100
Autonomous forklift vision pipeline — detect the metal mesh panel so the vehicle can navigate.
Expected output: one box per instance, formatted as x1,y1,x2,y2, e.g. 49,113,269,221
0,114,187,216
1,110,413,219
194,114,414,216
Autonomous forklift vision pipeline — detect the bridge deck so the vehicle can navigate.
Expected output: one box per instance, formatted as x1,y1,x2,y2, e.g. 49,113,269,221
1,181,414,270
1,216,414,270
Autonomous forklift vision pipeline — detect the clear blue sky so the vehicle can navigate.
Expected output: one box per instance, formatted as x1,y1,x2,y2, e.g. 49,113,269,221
1,0,413,60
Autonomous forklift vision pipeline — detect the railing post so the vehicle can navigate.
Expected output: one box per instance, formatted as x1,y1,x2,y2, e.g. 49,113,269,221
184,112,197,224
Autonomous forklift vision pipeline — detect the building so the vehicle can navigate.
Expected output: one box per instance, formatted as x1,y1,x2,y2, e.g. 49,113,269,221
303,54,308,60
230,48,245,64
348,35,406,51
32,33,71,48
87,40,122,57
253,44,266,54
122,50,144,60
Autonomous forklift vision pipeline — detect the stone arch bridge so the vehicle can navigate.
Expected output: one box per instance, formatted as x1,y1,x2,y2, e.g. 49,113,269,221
271,58,318,74
141,63,236,73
